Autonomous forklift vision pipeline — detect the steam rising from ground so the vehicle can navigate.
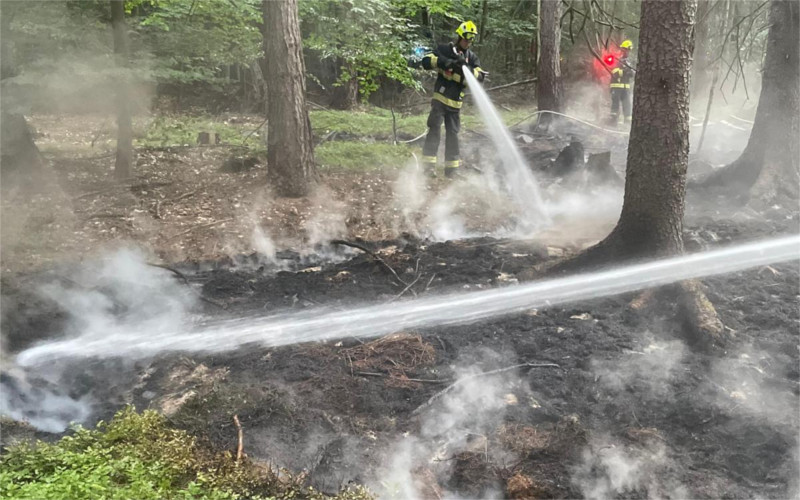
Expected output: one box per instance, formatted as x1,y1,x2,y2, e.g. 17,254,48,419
373,350,523,498
577,330,799,499
1,248,197,431
387,160,622,244
573,437,687,500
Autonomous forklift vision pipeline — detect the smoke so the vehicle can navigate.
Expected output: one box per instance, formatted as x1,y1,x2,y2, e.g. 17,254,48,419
304,186,348,250
372,349,523,498
251,225,278,263
1,247,197,431
705,344,800,428
2,2,153,117
0,367,92,433
427,185,471,241
572,437,688,500
391,162,429,236
591,338,687,398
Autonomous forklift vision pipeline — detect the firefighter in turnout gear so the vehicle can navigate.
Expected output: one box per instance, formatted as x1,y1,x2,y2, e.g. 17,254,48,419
419,21,486,178
609,39,635,126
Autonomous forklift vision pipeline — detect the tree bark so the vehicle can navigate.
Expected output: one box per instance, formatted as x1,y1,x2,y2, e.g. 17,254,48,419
691,0,713,97
330,59,359,110
598,0,698,258
1,2,44,183
479,0,489,44
262,0,317,197
111,0,132,180
555,0,725,347
699,0,800,202
536,0,564,127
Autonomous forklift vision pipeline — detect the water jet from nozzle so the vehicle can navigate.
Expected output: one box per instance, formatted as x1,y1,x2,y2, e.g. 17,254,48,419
16,235,800,366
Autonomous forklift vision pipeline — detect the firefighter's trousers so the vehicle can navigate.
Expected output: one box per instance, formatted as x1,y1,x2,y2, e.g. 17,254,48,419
610,88,632,123
422,100,461,168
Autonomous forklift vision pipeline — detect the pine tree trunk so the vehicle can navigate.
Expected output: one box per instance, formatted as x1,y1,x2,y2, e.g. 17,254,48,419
700,0,799,201
330,60,359,110
557,0,725,347
691,0,713,97
111,0,132,180
1,3,44,182
479,0,489,43
599,0,698,257
262,0,317,197
536,0,564,127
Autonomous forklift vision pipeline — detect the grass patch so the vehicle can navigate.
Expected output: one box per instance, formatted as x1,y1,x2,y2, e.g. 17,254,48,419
136,105,536,150
137,115,250,148
310,104,536,138
0,407,372,500
316,141,413,171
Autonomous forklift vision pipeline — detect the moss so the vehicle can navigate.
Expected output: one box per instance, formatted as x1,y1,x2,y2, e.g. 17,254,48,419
0,407,373,500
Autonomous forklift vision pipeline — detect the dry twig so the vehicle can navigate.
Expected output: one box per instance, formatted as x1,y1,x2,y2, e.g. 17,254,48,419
411,362,561,416
330,239,408,287
233,415,244,462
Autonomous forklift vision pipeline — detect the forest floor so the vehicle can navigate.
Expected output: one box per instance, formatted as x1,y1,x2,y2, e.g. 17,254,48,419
2,109,798,499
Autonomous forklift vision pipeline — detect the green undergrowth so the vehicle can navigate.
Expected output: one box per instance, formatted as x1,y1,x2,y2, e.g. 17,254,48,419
135,105,535,169
316,141,413,171
0,407,372,500
137,115,254,149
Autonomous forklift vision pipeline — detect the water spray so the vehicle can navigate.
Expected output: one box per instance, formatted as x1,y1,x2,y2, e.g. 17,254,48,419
16,235,800,366
462,67,550,231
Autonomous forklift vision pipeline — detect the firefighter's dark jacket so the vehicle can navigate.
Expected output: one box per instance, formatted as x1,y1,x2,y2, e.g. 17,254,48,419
421,43,483,110
610,56,635,89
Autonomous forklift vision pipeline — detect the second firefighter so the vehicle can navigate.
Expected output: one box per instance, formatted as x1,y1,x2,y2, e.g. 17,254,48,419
609,39,636,125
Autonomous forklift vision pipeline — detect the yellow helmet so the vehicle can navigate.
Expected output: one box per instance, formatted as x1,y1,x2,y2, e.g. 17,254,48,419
456,20,478,41
620,39,633,49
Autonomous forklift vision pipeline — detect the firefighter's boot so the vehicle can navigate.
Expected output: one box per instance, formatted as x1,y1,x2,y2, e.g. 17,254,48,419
445,167,464,179
444,160,463,179
422,156,437,178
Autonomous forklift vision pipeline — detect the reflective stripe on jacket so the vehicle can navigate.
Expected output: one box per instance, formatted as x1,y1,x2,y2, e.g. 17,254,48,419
422,43,483,110
610,56,634,89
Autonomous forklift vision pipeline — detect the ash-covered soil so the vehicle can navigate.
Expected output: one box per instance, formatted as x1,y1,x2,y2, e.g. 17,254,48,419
3,113,798,498
2,215,798,499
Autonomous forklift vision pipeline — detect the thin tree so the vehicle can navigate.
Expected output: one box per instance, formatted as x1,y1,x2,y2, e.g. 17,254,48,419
699,0,799,203
262,0,317,197
111,0,132,180
536,0,563,127
1,2,45,185
557,0,724,344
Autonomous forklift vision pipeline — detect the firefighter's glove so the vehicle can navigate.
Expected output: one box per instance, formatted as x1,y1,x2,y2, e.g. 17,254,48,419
456,54,468,67
476,69,487,83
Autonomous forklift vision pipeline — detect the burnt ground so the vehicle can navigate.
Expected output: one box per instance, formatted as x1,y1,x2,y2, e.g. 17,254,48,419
2,113,799,499
2,216,799,499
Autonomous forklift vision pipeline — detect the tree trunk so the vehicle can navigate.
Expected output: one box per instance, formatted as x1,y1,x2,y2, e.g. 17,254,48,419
330,60,359,110
595,0,699,258
111,0,132,180
262,0,317,197
691,0,713,97
699,0,800,202
556,0,725,347
536,0,564,127
479,0,489,43
1,2,44,183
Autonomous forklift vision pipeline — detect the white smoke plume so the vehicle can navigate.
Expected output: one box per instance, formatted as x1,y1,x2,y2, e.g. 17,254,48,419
304,186,348,250
572,437,688,500
590,338,687,398
372,349,524,498
1,247,198,431
391,162,430,236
